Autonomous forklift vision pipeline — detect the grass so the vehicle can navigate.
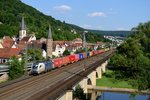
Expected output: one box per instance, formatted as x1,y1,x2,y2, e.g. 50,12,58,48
96,70,135,89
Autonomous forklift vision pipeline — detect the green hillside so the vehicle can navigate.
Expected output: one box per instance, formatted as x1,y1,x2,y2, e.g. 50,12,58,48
0,0,108,43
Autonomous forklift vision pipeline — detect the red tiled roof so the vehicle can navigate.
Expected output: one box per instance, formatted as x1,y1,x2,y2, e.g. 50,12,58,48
0,48,21,58
2,37,14,48
17,41,27,49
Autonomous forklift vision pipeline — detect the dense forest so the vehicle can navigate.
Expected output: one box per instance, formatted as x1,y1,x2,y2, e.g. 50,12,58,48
110,21,150,90
87,30,132,37
0,0,108,43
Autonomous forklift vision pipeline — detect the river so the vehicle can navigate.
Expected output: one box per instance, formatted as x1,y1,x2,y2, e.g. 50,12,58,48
86,90,150,100
98,92,149,100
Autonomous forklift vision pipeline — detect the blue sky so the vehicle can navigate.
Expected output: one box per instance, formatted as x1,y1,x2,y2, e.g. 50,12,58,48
21,0,150,30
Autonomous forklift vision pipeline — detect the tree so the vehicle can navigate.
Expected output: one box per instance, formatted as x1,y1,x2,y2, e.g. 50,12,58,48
0,0,107,42
73,85,87,100
27,48,43,61
8,56,24,79
63,50,70,56
110,21,150,90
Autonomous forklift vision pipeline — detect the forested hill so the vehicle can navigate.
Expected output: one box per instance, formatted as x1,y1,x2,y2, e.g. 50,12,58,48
87,30,132,37
0,0,109,42
0,0,81,40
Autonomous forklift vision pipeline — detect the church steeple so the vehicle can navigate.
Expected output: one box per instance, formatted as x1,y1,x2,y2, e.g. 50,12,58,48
48,25,52,39
21,16,26,30
46,25,53,58
19,16,26,40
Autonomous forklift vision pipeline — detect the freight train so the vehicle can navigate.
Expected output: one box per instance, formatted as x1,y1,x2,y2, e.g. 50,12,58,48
31,49,106,75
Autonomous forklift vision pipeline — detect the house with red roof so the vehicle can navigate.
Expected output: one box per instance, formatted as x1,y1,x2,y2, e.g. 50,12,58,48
0,48,22,63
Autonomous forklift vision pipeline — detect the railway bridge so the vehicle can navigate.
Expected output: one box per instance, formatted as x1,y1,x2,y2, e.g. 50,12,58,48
57,56,108,100
0,50,114,100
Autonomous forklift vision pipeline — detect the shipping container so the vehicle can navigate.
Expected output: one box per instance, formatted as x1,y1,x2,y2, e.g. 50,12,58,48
89,51,93,57
92,51,95,55
87,52,90,57
68,54,76,63
75,54,79,62
62,56,70,65
79,53,84,60
52,58,63,68
99,50,105,54
83,52,87,58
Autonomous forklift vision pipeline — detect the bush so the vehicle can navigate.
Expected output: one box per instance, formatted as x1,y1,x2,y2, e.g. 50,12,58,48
8,56,24,79
63,50,70,56
73,85,86,100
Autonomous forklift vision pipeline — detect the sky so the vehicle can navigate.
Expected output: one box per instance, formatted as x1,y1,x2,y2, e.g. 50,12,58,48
21,0,150,30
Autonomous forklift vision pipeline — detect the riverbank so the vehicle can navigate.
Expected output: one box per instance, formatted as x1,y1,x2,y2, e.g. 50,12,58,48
96,70,150,94
97,70,135,89
96,76,134,89
88,85,150,94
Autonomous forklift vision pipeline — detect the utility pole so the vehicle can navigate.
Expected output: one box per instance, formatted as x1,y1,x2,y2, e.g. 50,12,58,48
83,31,88,71
24,42,28,74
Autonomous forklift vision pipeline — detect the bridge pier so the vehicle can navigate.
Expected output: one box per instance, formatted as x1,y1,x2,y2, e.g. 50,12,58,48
90,70,96,86
87,89,102,100
57,90,73,100
101,60,108,73
96,66,102,79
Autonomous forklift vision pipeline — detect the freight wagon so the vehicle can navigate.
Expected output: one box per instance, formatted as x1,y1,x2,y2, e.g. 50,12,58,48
31,49,106,75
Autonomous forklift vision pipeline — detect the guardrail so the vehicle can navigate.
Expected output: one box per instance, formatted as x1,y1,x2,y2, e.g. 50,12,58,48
0,63,33,75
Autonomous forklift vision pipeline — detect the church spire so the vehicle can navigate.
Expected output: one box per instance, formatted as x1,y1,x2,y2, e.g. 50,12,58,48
21,16,26,30
48,25,52,39
19,16,26,40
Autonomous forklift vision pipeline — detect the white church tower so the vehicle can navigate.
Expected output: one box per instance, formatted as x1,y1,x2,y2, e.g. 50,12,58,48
19,16,26,40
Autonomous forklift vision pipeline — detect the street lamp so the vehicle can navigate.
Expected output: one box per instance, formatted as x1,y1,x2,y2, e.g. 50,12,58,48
83,31,88,71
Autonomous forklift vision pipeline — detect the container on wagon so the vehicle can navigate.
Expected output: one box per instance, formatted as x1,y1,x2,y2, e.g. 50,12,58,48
75,54,79,62
52,58,63,68
62,56,70,65
68,54,76,63
99,50,105,54
83,52,87,58
92,51,95,56
86,52,90,57
79,53,84,60
89,51,93,56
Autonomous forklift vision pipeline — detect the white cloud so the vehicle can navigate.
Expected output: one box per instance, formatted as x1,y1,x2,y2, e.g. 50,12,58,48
53,5,72,13
88,12,106,17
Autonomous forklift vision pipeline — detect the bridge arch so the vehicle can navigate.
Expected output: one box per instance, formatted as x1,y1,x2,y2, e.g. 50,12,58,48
87,78,92,85
96,72,98,78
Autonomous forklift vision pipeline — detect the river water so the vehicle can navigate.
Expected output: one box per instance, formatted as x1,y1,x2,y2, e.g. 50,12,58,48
97,92,149,100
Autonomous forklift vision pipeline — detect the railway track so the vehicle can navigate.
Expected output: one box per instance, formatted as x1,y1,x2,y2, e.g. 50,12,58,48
30,52,113,100
0,50,113,100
